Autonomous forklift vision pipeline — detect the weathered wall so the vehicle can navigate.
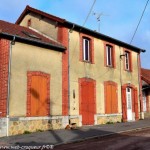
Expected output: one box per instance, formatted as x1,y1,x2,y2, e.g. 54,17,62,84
9,42,62,116
19,13,58,41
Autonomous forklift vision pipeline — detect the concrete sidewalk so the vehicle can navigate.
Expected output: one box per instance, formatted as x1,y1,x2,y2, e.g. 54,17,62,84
0,118,149,147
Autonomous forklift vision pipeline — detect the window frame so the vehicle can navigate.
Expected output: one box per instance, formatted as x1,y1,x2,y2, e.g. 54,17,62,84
80,33,94,64
104,42,116,68
83,38,90,62
106,45,113,67
124,50,132,72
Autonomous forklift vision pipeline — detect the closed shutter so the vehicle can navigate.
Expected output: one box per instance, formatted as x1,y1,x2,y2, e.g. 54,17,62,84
122,86,127,122
134,88,139,120
105,84,112,114
112,85,118,113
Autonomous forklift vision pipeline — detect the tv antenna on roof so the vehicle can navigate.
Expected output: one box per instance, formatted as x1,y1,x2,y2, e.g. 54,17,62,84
93,12,109,32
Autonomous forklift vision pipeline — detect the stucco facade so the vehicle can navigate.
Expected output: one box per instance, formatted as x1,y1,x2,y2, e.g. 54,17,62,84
9,42,62,116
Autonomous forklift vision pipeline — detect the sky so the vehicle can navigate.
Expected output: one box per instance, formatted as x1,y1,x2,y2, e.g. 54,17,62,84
0,0,150,69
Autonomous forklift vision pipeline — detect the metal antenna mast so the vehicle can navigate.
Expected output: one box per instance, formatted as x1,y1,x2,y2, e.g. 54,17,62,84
93,12,109,32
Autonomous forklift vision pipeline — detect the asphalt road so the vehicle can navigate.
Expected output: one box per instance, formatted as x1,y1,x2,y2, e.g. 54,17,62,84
55,128,150,150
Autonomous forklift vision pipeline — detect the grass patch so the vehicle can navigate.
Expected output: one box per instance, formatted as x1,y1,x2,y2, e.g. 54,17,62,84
23,131,31,134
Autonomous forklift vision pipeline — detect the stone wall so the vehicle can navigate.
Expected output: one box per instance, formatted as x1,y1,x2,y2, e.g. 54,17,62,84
97,114,122,124
9,117,63,136
0,118,7,137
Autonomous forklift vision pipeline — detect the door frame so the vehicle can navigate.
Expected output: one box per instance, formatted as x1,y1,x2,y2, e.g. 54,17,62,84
126,87,133,121
79,78,96,125
122,84,139,122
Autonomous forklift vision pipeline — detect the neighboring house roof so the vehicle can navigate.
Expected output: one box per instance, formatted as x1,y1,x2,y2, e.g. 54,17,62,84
16,5,146,53
141,68,150,84
0,20,65,51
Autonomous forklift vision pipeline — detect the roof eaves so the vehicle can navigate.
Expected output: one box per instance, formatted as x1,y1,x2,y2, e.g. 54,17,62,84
141,75,150,85
64,21,146,53
0,32,66,52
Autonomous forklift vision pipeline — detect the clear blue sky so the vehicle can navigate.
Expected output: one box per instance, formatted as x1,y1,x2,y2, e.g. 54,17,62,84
0,0,149,68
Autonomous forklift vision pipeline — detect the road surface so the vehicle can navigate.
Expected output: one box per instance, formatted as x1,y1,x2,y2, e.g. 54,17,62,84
55,128,150,150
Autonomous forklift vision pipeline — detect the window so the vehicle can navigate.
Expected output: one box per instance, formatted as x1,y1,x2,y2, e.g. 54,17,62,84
124,50,132,71
27,19,31,27
106,45,113,66
104,43,116,68
83,38,90,61
80,33,94,63
125,51,129,70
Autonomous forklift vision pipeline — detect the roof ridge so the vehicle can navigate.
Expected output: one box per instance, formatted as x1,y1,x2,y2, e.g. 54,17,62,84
16,5,65,24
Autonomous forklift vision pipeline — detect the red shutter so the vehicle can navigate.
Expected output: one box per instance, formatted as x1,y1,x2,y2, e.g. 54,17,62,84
112,46,116,68
134,88,139,120
129,52,133,72
105,84,112,114
122,86,127,122
112,85,118,113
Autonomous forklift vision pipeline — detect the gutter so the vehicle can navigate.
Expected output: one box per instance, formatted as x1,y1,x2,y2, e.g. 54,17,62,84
0,32,66,52
6,36,15,136
64,22,146,53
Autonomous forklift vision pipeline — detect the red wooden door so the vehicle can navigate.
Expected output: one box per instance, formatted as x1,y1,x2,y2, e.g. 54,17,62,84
30,75,48,116
80,79,95,125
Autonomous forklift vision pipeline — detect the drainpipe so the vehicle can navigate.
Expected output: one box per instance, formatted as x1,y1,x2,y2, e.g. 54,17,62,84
6,36,15,136
137,52,144,119
68,29,70,124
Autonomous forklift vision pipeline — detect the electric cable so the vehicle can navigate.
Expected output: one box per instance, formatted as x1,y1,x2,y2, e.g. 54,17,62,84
82,0,97,27
130,0,149,44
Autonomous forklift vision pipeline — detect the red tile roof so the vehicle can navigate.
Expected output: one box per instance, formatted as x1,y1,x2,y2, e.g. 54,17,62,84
141,68,150,84
0,20,65,51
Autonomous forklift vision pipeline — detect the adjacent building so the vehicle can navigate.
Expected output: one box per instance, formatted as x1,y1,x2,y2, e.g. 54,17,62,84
141,68,150,117
0,5,146,137
0,20,65,137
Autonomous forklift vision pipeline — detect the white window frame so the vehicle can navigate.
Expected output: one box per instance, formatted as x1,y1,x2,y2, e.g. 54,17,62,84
125,51,130,70
83,38,90,61
106,45,112,66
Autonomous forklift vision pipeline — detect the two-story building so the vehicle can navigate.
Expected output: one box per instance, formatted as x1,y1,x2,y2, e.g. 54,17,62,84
0,5,146,137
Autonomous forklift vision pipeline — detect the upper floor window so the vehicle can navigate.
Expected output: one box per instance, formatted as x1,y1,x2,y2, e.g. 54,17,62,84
104,43,116,68
80,33,94,63
106,45,113,66
83,38,90,61
124,50,132,71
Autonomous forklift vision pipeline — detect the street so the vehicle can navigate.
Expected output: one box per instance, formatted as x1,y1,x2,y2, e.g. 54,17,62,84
55,128,150,150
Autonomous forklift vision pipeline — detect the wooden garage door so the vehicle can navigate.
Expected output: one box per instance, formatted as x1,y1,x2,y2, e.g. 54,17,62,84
27,72,50,117
80,79,96,125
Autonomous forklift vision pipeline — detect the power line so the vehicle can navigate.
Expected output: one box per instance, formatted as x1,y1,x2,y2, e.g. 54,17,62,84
82,0,97,27
130,0,149,44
